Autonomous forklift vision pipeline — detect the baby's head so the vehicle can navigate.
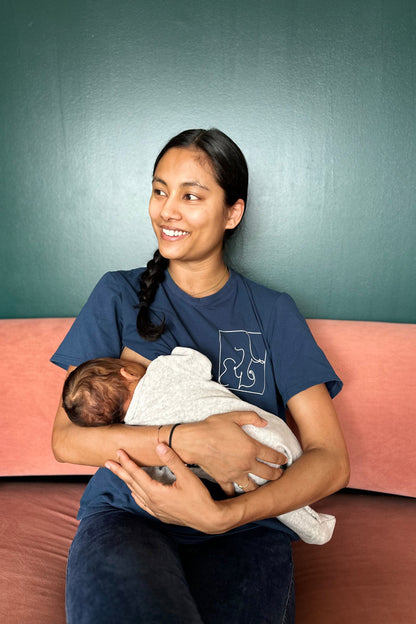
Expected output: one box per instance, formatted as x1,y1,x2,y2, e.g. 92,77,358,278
62,358,146,427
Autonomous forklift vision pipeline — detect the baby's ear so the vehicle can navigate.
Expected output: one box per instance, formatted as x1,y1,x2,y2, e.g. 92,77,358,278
120,367,138,381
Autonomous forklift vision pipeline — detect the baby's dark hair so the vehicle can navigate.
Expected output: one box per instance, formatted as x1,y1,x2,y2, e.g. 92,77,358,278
62,358,131,427
137,128,249,342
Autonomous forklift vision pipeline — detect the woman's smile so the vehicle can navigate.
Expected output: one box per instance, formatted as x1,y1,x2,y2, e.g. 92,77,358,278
161,227,190,241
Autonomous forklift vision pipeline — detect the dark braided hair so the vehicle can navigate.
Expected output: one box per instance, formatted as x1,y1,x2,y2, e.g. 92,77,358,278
136,249,169,341
137,128,248,341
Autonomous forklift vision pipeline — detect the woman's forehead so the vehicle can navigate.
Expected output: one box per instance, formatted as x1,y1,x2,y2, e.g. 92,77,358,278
155,147,217,186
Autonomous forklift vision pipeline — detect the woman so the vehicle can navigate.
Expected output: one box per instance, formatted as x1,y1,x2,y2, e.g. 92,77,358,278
52,128,350,624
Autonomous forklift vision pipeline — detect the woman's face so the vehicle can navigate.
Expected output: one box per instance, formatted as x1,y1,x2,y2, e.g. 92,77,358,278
149,147,241,265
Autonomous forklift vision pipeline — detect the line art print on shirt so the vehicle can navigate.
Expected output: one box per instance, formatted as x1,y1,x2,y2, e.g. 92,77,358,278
218,330,267,395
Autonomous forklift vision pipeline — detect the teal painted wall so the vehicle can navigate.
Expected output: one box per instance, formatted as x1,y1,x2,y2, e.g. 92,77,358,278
1,0,415,322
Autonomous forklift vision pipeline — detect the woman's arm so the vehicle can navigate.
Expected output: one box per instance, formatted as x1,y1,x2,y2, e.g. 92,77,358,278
52,388,164,468
216,383,350,531
104,383,349,533
52,364,286,476
52,354,173,467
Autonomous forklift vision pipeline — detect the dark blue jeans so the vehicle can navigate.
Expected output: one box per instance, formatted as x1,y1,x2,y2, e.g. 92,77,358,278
66,510,295,624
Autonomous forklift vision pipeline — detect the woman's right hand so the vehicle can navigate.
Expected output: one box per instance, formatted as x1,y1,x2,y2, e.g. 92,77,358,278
173,412,287,495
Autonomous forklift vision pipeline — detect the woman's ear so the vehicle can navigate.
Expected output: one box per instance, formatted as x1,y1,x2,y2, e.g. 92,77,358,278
225,199,245,231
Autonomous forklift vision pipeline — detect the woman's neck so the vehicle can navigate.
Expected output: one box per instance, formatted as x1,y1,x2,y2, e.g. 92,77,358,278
168,260,230,298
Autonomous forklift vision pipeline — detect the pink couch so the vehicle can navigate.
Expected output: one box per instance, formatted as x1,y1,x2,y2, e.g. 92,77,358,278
1,318,415,623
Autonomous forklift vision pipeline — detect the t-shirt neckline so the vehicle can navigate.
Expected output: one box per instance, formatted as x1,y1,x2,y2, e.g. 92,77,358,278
163,268,237,306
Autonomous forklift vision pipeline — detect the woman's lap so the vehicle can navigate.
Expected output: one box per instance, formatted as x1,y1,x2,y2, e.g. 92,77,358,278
180,526,295,624
66,509,295,624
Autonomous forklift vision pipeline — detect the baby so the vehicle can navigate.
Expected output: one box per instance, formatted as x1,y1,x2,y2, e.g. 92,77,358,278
62,347,335,544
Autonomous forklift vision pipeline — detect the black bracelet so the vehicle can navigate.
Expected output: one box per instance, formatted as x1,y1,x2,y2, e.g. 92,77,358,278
168,423,182,449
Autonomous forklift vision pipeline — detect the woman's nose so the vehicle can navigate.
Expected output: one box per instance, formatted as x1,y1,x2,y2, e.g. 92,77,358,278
160,195,181,221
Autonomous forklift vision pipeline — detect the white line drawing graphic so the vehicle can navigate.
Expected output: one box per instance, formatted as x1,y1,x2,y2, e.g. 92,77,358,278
218,330,266,395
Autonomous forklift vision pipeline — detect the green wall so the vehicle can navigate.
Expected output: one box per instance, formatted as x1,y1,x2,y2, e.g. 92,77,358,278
1,0,415,322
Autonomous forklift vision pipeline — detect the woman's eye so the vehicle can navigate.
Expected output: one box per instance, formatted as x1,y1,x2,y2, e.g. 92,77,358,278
153,188,167,197
184,193,199,201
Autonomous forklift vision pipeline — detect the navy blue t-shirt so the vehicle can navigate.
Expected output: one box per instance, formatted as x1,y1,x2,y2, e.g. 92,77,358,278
52,268,342,542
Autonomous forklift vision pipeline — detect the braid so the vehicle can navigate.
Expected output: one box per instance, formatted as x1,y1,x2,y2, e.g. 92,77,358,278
136,249,169,341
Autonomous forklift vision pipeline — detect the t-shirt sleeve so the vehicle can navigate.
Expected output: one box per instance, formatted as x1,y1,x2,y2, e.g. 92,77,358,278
269,293,342,405
50,272,124,370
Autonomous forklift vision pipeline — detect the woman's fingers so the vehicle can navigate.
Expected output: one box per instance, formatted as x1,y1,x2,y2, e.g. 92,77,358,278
155,443,191,480
253,441,287,468
231,413,288,466
224,411,288,466
235,476,258,493
105,451,137,484
169,411,288,487
106,446,195,495
105,450,154,499
106,447,225,532
251,458,286,482
230,411,269,428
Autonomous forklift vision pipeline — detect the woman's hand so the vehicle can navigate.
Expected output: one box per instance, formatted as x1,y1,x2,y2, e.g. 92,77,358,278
105,446,229,534
172,411,287,496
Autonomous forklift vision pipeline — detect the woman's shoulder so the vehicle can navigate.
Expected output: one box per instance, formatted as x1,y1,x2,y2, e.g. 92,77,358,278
98,267,145,286
233,270,297,310
73,267,148,322
232,270,307,336
90,267,146,297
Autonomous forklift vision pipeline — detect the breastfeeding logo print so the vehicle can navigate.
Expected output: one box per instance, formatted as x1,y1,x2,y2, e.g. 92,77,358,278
218,330,267,395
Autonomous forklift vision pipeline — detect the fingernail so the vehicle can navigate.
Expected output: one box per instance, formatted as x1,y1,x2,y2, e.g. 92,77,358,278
105,462,112,470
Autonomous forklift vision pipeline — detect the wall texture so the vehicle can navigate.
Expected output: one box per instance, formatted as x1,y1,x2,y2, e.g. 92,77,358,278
1,0,415,322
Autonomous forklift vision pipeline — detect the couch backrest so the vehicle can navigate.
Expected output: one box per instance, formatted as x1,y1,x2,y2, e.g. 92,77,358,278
0,318,95,477
0,317,415,497
307,319,416,497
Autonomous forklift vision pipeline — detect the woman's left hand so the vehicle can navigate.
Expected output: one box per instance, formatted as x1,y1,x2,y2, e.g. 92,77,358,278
105,445,228,534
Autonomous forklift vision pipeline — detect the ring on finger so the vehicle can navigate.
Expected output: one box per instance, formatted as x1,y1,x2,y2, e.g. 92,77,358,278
236,479,250,491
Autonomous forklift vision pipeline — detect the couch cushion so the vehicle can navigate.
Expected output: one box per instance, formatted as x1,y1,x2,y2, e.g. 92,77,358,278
307,320,416,497
0,318,96,476
293,490,416,623
0,479,86,624
1,483,414,624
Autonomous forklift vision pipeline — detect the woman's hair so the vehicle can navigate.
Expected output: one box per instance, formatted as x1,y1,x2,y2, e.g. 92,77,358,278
62,358,131,427
137,128,249,342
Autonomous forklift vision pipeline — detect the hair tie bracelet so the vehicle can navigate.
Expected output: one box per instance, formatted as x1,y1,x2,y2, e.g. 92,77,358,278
168,423,182,449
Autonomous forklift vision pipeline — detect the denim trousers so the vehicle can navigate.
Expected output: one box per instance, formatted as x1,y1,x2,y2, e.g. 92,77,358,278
66,509,295,624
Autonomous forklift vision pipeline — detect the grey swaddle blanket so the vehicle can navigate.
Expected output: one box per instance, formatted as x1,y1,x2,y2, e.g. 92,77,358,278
125,347,335,545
